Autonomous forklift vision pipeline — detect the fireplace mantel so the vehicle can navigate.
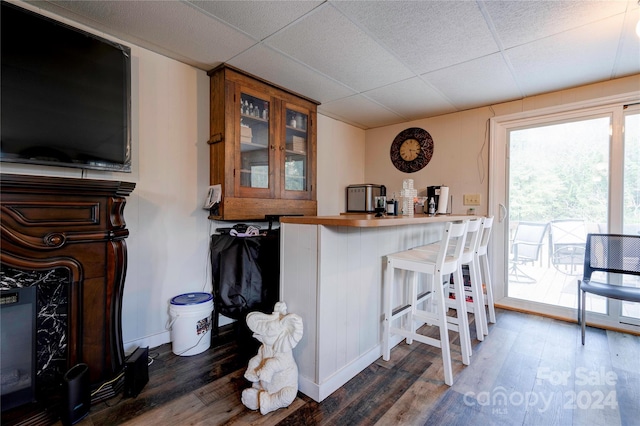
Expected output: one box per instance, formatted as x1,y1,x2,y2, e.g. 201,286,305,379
1,173,135,415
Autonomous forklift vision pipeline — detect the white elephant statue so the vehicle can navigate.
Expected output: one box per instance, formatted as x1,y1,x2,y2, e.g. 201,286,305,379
241,301,303,415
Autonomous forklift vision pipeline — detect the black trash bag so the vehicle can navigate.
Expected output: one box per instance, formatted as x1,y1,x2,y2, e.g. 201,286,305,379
210,232,279,321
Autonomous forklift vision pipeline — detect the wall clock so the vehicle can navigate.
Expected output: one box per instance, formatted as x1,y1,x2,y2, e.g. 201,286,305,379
390,127,434,173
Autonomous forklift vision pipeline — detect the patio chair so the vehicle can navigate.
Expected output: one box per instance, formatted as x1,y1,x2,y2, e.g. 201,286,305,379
509,221,549,283
578,233,640,344
549,219,587,275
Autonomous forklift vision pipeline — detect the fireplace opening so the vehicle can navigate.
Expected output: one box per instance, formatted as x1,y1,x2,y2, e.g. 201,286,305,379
1,286,37,411
1,265,71,407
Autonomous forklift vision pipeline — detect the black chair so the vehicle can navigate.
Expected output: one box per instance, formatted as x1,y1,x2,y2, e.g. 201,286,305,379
509,221,549,283
549,219,586,275
578,233,640,345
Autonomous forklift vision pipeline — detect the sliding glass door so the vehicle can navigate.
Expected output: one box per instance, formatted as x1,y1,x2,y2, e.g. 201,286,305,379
490,100,640,332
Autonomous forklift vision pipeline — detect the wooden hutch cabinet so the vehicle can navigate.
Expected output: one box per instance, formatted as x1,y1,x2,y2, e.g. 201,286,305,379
208,65,319,221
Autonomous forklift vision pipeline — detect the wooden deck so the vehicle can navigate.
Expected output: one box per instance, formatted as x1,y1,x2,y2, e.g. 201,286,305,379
508,258,640,319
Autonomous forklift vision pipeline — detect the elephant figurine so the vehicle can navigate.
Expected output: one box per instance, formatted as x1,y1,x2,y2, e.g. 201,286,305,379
241,301,303,415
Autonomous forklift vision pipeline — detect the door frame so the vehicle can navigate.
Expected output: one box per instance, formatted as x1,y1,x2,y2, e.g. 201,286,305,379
488,91,640,329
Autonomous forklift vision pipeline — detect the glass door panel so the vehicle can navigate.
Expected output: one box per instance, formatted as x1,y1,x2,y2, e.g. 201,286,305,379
507,116,610,311
622,108,640,321
240,93,270,189
284,108,308,192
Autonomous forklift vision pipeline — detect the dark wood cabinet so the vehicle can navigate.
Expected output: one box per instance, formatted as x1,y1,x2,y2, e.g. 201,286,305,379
0,173,135,410
208,65,319,221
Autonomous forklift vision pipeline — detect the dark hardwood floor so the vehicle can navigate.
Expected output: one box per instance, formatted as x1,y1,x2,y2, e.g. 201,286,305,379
61,309,638,425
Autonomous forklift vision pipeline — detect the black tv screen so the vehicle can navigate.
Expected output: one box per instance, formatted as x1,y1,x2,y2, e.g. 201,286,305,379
1,2,131,172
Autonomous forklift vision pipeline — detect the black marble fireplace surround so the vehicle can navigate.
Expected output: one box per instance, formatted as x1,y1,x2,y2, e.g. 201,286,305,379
0,174,135,424
1,266,71,401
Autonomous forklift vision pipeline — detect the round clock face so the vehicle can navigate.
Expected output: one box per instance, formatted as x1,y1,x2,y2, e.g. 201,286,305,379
390,127,434,173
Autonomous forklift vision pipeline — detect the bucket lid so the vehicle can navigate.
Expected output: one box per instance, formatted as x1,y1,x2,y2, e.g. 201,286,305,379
170,292,213,306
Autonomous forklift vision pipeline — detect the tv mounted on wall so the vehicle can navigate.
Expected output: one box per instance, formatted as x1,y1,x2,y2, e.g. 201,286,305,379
1,2,132,172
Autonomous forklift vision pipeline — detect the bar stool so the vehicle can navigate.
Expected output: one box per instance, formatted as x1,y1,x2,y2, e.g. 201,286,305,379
477,216,496,324
382,220,470,386
412,217,486,344
450,217,488,339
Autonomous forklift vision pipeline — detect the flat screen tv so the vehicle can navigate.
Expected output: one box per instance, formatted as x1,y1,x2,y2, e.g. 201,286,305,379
1,2,131,172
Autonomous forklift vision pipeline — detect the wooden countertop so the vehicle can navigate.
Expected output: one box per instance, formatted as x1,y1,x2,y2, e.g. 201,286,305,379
280,214,472,227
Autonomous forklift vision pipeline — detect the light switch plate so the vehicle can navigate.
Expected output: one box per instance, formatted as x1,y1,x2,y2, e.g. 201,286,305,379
463,194,481,206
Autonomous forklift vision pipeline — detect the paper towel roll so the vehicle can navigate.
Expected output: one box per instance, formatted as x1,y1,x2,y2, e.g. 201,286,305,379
437,186,449,214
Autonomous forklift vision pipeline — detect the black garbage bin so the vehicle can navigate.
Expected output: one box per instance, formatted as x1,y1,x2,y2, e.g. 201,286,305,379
210,230,279,358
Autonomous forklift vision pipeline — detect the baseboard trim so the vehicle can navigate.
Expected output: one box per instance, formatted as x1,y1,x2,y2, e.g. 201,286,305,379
495,302,640,336
298,345,382,402
124,330,170,353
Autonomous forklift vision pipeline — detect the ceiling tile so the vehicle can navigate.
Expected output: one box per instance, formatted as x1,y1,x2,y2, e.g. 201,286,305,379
333,0,499,74
265,3,414,92
506,15,625,96
187,0,322,40
612,4,640,78
363,78,457,121
228,44,357,104
483,0,628,49
423,53,522,109
47,0,255,67
319,95,406,129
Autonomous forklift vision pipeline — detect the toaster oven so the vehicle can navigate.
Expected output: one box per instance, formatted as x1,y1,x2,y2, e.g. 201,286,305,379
346,184,385,213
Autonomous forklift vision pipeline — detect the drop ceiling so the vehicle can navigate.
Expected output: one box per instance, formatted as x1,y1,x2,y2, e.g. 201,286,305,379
24,0,640,129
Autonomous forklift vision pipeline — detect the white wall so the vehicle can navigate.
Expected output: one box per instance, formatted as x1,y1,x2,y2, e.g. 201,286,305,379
316,114,366,215
365,108,489,213
122,49,212,351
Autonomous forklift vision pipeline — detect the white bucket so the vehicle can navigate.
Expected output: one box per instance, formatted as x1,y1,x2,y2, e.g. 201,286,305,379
168,292,213,356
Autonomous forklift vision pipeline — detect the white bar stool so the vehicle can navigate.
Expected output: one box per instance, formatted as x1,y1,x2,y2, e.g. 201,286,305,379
447,217,488,340
412,218,486,346
477,216,496,324
382,220,470,386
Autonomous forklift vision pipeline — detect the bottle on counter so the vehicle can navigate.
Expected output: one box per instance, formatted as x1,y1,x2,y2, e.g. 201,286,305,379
428,197,436,216
386,199,395,215
386,192,399,216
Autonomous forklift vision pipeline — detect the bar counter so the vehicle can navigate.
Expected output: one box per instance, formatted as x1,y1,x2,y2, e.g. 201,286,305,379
279,213,473,402
280,213,469,227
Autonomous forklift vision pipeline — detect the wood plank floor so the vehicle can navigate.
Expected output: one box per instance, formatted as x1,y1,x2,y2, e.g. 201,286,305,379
65,309,639,426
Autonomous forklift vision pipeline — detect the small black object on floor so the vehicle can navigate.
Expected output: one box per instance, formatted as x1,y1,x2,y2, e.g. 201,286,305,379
124,347,149,398
61,363,90,426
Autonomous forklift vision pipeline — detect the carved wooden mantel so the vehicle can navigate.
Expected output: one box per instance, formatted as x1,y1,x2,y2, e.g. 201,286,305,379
0,173,135,391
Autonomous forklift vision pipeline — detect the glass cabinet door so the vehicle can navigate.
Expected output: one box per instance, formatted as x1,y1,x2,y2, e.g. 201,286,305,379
239,92,270,191
284,107,308,194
